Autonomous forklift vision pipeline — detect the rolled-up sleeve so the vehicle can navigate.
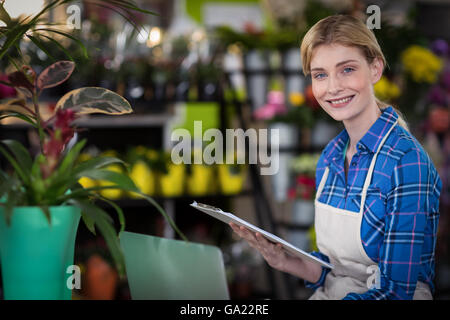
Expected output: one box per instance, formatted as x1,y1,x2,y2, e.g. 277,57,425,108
304,251,332,290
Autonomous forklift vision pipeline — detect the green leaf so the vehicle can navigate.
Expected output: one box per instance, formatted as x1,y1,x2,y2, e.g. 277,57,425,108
27,34,57,62
37,60,75,90
4,186,21,226
137,192,188,242
34,27,89,59
39,34,75,62
0,111,37,127
108,0,158,16
0,144,29,185
39,205,52,225
1,140,32,176
80,209,96,235
53,139,87,181
0,23,30,60
96,196,126,234
80,169,138,192
55,87,133,115
0,2,12,26
73,156,126,178
70,199,126,277
0,177,14,200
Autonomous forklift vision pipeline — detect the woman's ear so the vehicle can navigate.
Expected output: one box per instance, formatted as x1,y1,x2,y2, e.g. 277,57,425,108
370,57,384,84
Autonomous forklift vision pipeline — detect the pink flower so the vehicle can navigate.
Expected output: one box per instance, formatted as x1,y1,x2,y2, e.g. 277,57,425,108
0,75,16,99
41,109,76,178
253,91,287,120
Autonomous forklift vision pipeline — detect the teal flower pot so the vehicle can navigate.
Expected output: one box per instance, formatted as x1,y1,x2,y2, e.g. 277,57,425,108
0,206,81,300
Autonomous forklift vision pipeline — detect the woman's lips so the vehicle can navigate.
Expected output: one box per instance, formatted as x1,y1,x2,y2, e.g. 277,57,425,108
327,95,355,108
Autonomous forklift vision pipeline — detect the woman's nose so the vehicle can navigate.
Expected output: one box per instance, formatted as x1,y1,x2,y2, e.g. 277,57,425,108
327,75,343,95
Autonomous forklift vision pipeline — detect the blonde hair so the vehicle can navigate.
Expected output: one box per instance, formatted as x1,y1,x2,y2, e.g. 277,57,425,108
300,14,409,131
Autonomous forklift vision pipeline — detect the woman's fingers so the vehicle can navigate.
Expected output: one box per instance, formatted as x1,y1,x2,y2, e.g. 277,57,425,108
229,223,259,246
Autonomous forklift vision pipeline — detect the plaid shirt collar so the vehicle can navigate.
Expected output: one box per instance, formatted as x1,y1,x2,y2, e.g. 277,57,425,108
323,106,399,180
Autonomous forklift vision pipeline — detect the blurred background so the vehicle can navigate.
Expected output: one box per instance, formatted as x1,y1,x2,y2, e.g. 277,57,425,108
0,0,449,300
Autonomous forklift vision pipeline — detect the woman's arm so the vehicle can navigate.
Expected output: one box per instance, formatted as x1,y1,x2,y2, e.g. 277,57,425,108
343,148,442,300
229,222,323,283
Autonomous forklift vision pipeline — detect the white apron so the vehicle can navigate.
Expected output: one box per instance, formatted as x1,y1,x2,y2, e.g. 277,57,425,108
309,120,432,300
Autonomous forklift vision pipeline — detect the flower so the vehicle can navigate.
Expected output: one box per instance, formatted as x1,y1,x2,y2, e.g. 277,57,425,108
0,74,16,99
427,85,447,106
288,174,316,200
0,1,186,280
374,76,401,102
289,92,305,106
288,153,320,200
401,45,443,83
431,39,449,57
290,153,321,176
441,69,450,90
253,90,287,120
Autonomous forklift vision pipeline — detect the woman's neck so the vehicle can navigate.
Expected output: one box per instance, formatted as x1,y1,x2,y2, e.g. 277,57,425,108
343,101,382,154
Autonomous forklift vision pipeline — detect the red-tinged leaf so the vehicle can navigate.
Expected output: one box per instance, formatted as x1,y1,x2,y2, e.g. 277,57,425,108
55,87,132,115
37,61,75,90
7,71,34,92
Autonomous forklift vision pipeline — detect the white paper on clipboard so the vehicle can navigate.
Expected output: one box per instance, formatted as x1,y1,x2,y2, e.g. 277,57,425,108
190,201,334,270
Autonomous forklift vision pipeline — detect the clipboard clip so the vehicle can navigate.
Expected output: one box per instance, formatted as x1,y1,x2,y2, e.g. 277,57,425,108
191,201,224,212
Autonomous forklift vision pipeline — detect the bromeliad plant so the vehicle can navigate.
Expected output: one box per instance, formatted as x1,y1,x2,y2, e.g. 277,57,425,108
0,60,187,277
0,0,187,278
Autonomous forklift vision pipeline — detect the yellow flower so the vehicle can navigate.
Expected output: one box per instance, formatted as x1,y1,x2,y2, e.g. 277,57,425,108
374,76,401,101
129,160,155,198
99,164,124,199
146,149,159,162
289,92,305,107
159,163,186,197
134,145,147,156
401,45,443,83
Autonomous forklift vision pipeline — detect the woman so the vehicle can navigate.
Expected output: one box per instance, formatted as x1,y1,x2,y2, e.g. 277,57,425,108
230,14,442,300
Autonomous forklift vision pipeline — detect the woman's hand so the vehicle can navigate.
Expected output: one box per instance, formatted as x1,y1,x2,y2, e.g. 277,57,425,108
229,222,288,272
229,222,323,283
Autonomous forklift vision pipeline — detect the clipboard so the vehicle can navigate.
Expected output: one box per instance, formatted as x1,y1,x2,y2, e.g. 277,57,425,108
190,201,334,269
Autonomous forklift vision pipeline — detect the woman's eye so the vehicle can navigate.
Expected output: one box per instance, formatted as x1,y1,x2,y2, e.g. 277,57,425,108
313,73,326,79
343,67,355,74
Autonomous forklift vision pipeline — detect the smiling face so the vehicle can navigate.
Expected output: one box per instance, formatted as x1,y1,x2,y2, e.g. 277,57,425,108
310,43,383,126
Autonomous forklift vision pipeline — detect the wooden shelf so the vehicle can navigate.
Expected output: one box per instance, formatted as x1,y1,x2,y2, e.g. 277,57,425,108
0,113,172,130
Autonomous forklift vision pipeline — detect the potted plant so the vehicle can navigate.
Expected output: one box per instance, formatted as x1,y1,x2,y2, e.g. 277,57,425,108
254,85,314,202
215,24,274,112
286,152,320,251
186,149,214,197
126,146,157,198
217,151,247,196
288,153,320,226
157,151,186,197
0,0,186,300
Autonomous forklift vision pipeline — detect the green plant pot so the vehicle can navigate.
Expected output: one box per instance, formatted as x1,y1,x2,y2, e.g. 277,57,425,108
0,206,81,300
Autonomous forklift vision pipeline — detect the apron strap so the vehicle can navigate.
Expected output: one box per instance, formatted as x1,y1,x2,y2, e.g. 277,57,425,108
315,166,329,201
359,120,398,214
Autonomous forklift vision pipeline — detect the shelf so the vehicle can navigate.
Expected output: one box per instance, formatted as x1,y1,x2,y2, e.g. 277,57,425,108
276,221,312,231
96,190,253,208
0,113,173,130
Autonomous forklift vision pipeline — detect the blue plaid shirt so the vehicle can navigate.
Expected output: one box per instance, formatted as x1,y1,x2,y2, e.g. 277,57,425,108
305,106,442,300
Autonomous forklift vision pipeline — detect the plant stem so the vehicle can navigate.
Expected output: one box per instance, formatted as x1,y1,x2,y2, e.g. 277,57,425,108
32,92,45,153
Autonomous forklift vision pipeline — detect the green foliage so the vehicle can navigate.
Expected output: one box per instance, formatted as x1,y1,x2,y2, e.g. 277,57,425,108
269,106,315,128
0,1,187,278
